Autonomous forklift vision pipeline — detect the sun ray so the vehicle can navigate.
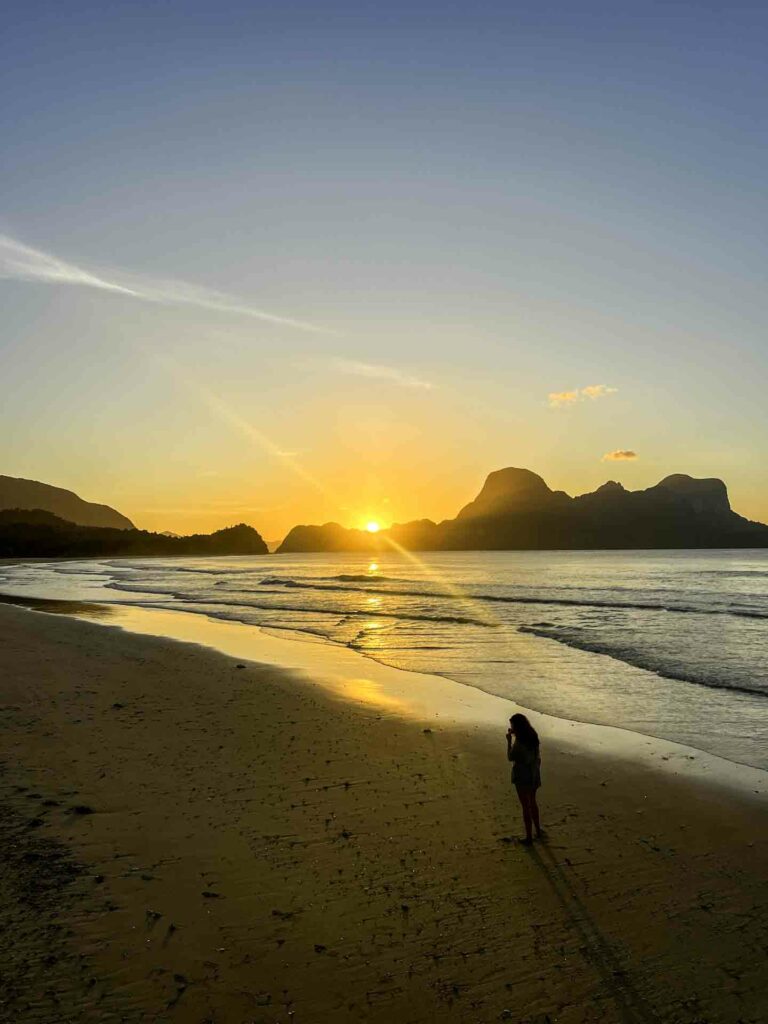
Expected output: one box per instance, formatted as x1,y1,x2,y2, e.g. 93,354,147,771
156,353,503,631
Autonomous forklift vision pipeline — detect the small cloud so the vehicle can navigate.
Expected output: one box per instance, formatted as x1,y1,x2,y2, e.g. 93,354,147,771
549,384,618,408
602,450,638,461
334,358,433,390
581,384,618,400
548,389,581,407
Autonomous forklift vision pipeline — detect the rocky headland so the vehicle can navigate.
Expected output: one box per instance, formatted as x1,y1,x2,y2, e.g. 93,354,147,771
278,468,768,552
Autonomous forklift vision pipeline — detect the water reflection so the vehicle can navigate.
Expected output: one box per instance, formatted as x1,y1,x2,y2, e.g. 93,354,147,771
332,675,408,714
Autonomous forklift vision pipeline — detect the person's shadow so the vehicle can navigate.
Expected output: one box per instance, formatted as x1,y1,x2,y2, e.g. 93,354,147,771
527,841,659,1024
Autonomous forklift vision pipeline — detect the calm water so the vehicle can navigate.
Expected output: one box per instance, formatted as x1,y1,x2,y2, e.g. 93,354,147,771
2,550,767,770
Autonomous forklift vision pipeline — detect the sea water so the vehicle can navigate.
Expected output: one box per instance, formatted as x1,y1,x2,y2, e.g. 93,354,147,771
2,549,766,771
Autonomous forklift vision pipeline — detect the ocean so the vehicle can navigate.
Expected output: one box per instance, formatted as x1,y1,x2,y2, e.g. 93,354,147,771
2,549,767,771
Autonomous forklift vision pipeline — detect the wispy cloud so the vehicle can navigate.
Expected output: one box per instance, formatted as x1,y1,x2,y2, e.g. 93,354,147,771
602,449,638,461
549,384,618,407
0,232,334,335
334,358,434,390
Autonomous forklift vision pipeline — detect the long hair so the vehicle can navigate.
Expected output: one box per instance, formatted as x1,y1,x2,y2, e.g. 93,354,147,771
511,713,539,750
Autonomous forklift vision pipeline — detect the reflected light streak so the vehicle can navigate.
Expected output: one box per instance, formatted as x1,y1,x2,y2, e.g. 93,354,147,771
333,676,407,714
378,532,501,628
157,354,502,634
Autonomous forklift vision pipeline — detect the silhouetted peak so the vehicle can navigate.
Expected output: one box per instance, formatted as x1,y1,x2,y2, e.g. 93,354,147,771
652,474,730,515
0,475,135,529
457,468,554,520
596,480,626,493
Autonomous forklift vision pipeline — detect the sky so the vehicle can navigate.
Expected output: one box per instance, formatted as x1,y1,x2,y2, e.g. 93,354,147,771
2,0,767,539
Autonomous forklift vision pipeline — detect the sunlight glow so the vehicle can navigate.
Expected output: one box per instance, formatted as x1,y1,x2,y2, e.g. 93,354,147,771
158,358,502,633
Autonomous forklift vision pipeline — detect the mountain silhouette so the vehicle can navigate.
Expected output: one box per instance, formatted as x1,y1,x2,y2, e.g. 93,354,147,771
0,509,268,557
277,467,768,552
455,467,565,519
0,475,134,529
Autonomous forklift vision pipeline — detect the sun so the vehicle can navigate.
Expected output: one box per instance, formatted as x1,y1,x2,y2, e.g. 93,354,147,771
365,520,381,533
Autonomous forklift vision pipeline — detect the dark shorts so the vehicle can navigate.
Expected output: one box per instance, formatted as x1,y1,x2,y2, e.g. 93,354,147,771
512,766,541,789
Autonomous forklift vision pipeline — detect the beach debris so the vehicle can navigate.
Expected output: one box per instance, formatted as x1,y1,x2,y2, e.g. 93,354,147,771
235,664,246,669
112,702,125,710
201,890,221,899
166,973,189,1008
271,908,294,920
422,728,433,735
69,804,94,815
314,944,327,954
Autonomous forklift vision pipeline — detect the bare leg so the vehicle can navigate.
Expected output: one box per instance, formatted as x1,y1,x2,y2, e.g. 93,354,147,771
515,786,533,842
531,792,541,837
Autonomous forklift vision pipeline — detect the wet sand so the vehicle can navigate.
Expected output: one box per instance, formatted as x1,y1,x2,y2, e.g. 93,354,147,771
1,601,767,1024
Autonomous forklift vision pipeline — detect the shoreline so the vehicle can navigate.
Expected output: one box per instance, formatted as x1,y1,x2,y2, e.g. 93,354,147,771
1,589,766,797
1,601,768,1021
2,546,766,781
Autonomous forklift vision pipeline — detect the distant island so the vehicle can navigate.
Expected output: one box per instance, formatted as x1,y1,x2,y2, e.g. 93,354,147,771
3,467,767,558
278,468,768,552
0,509,268,557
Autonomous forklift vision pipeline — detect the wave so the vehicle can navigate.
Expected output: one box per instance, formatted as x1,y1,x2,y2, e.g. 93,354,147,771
695,570,768,579
245,576,768,619
331,573,402,583
104,582,491,627
519,625,768,699
259,574,402,587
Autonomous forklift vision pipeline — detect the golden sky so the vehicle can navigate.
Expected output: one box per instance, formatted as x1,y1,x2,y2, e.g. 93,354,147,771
2,6,767,538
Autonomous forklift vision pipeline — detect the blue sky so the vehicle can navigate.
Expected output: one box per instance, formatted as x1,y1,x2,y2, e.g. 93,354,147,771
2,1,767,535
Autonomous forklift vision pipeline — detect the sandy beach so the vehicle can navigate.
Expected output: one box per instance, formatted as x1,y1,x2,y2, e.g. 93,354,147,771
1,600,767,1024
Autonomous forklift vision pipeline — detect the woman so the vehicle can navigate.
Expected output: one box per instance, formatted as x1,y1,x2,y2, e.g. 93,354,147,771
506,713,542,845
